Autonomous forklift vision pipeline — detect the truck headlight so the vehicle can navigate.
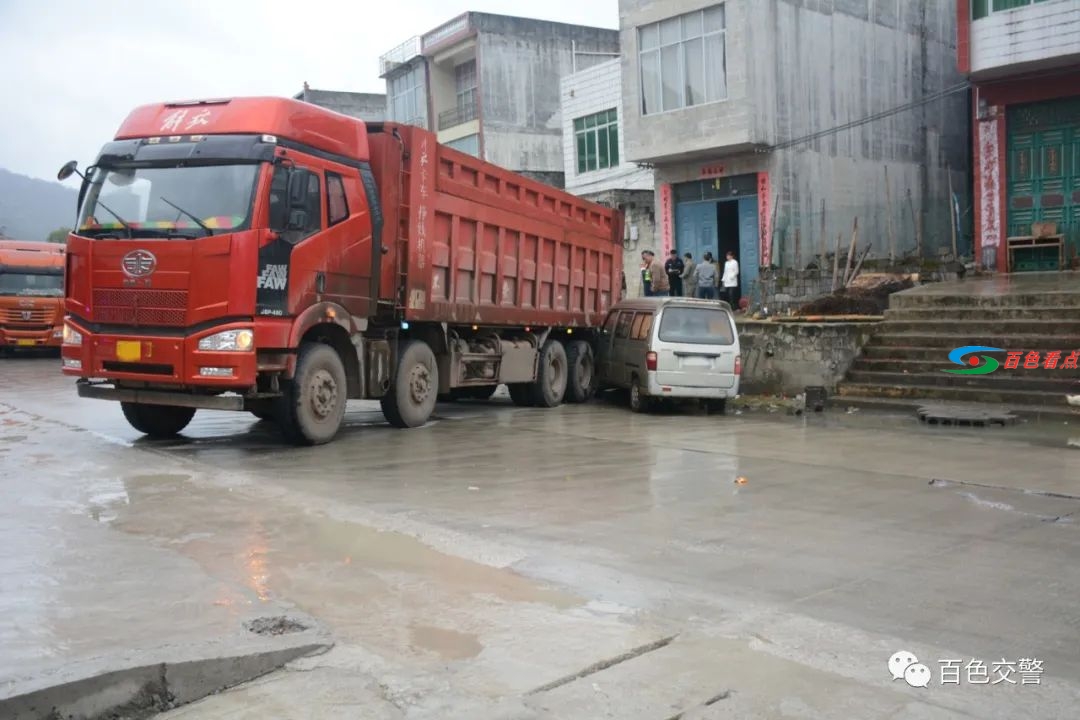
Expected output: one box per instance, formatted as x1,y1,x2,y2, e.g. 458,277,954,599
198,329,254,352
63,323,82,346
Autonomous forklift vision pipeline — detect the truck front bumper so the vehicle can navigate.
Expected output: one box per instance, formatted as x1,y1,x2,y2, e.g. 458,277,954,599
75,381,247,410
1,326,63,348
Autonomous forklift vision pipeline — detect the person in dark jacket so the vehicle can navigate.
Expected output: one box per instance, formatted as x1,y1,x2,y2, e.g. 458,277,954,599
664,250,685,296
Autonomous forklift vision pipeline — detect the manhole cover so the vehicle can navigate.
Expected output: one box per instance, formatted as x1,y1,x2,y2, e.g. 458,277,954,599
916,405,1018,427
244,616,310,636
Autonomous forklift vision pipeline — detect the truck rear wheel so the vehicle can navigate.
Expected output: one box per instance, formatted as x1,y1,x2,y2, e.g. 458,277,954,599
276,342,348,446
381,339,438,428
564,340,595,403
121,402,196,438
530,339,568,407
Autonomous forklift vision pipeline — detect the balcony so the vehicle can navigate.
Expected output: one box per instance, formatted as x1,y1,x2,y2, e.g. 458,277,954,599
379,36,422,77
438,101,478,130
970,1,1080,77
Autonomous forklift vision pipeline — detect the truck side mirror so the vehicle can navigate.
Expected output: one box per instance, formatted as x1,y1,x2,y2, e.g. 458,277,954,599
287,209,309,231
287,170,310,207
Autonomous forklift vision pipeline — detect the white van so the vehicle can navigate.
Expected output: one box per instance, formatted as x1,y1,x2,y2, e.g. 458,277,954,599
595,297,741,413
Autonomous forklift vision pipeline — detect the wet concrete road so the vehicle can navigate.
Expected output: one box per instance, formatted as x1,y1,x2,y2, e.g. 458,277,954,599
2,356,1080,718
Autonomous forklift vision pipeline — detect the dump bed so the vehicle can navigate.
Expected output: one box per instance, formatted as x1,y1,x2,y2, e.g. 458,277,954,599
368,124,623,328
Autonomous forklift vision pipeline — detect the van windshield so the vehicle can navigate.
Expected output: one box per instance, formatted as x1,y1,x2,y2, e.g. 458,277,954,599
658,306,734,345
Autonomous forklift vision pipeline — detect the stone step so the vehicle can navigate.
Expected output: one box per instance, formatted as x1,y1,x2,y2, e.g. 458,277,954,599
878,319,1080,335
850,357,1076,376
828,394,1080,422
884,306,1077,321
891,292,1080,310
869,333,1080,349
835,382,1073,407
845,369,1079,394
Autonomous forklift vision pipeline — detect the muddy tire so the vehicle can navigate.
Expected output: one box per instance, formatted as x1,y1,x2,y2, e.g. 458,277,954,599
629,380,650,414
121,402,196,438
507,383,533,407
564,340,595,403
276,342,348,446
530,339,568,408
381,339,438,428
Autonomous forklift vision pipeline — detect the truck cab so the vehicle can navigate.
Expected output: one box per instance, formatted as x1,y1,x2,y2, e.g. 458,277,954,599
0,240,66,351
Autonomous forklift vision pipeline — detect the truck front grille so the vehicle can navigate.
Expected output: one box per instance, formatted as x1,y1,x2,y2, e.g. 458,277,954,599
102,361,175,376
93,289,188,327
1,308,52,325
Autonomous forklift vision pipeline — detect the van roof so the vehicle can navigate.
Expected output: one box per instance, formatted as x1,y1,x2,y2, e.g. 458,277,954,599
610,296,732,313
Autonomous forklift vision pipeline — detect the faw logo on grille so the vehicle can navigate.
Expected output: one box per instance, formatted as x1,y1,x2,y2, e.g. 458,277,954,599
121,249,157,278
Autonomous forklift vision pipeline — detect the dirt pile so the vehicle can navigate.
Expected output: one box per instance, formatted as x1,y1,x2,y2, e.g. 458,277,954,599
795,275,914,316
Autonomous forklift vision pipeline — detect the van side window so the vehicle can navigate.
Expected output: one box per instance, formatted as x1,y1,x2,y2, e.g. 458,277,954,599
630,313,645,339
615,311,634,339
633,313,653,340
603,310,619,334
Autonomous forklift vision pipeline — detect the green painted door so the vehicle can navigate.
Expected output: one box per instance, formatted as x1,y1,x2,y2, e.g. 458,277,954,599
1006,98,1080,270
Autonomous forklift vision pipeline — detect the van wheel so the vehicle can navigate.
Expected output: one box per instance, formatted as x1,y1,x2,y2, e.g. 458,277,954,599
565,340,595,403
530,339,568,407
508,383,533,406
381,339,438,428
121,402,196,438
276,342,348,445
706,399,727,415
629,381,649,413
451,385,498,401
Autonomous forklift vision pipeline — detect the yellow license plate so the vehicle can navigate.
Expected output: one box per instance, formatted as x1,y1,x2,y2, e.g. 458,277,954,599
16,339,35,346
116,340,141,362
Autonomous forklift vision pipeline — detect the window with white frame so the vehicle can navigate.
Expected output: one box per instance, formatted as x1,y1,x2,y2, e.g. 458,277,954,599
972,0,1056,20
455,60,477,117
638,4,727,115
388,63,427,127
574,109,619,174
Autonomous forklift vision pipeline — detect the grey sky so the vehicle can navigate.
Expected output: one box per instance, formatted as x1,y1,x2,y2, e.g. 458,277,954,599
0,0,618,183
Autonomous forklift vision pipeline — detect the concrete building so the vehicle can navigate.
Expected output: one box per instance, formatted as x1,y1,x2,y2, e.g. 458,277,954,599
618,0,968,300
560,57,656,296
293,84,386,121
959,0,1080,273
379,12,620,188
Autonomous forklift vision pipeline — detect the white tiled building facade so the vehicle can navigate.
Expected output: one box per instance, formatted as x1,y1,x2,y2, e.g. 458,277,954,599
561,58,657,297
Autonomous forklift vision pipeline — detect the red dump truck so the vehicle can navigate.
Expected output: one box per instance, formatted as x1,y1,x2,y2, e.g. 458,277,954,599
59,97,623,444
0,240,66,351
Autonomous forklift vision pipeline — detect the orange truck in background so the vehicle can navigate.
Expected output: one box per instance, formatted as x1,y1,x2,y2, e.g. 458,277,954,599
0,241,66,350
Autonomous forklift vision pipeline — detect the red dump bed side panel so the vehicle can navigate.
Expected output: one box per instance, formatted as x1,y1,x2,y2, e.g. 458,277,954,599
386,125,622,328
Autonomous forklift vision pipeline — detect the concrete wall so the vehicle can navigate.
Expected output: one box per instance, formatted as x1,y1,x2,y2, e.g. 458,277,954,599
560,58,655,196
295,89,386,122
620,0,970,263
971,1,1080,77
476,14,620,180
737,319,880,394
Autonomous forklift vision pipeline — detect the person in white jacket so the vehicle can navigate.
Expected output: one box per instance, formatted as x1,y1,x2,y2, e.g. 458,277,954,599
721,251,740,308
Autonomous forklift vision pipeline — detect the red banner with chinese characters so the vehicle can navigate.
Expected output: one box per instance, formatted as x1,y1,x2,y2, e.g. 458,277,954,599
757,172,771,267
659,183,673,256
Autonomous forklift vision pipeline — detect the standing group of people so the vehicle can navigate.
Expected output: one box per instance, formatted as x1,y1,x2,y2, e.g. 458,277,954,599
639,249,740,308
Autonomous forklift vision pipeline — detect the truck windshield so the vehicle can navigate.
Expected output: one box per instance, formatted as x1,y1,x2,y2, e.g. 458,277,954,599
0,270,64,297
77,164,259,238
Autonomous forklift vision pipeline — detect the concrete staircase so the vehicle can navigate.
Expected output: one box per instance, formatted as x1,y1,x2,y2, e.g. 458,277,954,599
836,278,1080,414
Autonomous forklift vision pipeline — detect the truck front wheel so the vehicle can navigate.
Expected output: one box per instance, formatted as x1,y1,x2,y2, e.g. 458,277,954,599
121,402,196,438
530,339,568,408
381,339,439,428
276,342,348,446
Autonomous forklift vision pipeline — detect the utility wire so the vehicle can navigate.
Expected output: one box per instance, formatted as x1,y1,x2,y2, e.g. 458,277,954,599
761,81,972,152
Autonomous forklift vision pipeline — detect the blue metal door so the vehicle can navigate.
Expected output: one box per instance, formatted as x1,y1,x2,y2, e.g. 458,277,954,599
737,197,760,292
675,201,717,265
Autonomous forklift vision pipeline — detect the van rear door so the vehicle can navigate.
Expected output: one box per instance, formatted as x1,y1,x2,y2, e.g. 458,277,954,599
653,305,738,388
